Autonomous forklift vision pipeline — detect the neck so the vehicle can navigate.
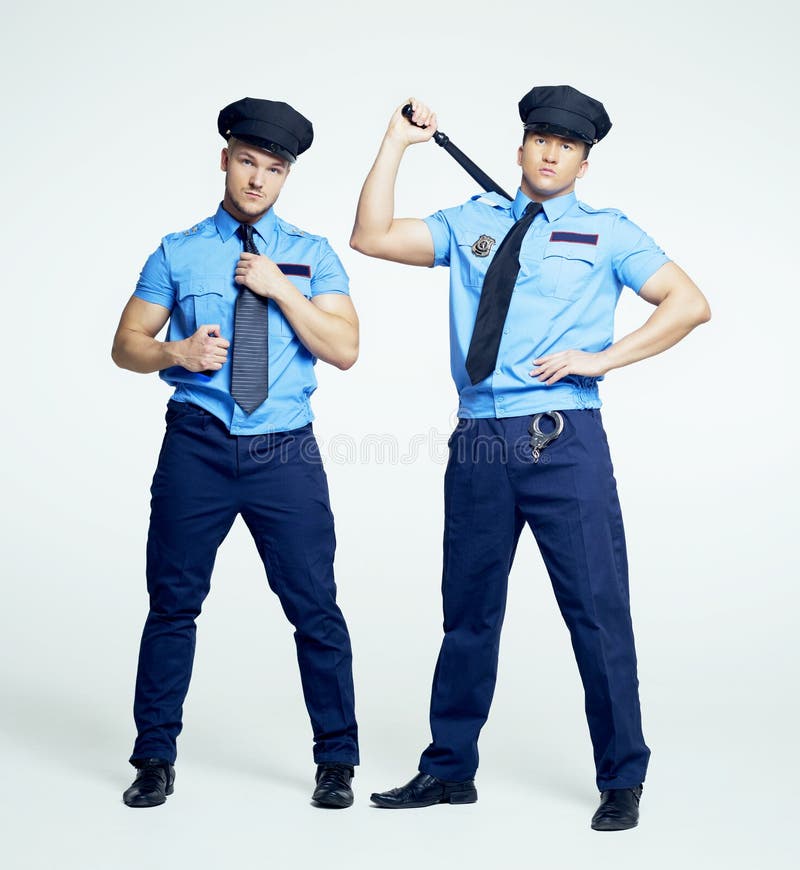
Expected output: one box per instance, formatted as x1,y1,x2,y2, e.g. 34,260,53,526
519,179,576,202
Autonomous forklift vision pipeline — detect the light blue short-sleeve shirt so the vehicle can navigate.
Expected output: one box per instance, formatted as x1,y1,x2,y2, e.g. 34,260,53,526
134,204,350,435
424,189,669,417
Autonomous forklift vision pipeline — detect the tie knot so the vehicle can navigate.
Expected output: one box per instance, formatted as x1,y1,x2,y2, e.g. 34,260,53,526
523,201,542,219
238,223,254,245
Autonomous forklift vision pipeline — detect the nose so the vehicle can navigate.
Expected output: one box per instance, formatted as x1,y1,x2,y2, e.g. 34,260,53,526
249,169,265,189
543,142,559,163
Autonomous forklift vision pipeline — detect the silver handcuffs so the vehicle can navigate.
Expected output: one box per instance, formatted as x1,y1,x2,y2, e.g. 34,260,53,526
528,411,564,463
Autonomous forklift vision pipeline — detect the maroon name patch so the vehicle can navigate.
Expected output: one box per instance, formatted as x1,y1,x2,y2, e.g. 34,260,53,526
549,232,598,245
277,263,311,278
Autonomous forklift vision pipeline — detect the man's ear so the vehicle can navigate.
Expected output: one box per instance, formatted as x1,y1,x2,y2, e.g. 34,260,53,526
517,145,523,167
220,147,230,171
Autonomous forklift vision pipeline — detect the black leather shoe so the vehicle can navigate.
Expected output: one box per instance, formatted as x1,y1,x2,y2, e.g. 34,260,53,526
371,772,477,808
591,784,643,831
123,758,175,808
311,763,354,808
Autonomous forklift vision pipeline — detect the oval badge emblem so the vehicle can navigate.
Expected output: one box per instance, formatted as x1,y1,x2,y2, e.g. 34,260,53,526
471,234,496,257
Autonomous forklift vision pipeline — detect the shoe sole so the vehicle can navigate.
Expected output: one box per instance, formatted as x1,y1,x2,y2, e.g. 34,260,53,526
123,784,174,808
370,789,477,809
591,819,638,831
312,792,354,809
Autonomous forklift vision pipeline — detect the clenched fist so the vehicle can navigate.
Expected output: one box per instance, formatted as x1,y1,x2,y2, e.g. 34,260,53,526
386,98,438,147
235,252,292,299
177,324,230,372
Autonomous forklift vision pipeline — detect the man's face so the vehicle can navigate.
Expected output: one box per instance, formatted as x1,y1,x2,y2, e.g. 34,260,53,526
221,141,290,223
517,132,588,201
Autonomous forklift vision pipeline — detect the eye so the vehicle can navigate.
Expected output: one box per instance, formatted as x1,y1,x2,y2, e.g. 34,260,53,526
561,143,573,151
242,158,253,166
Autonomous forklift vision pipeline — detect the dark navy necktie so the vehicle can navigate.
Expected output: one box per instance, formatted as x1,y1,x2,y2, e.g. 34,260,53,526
230,224,269,414
465,200,543,385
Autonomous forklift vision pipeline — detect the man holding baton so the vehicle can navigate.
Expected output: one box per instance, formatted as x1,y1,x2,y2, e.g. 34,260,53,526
350,86,710,829
113,97,360,809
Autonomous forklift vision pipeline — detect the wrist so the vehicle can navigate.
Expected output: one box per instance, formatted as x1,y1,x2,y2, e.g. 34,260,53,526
163,338,185,368
597,347,617,374
380,133,410,158
269,275,298,307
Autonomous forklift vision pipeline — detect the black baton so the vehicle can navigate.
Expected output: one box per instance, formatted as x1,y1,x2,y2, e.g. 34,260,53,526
402,104,512,201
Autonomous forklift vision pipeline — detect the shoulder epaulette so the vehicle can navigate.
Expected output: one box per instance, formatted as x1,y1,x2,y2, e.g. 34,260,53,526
279,220,308,237
470,191,513,209
577,201,623,217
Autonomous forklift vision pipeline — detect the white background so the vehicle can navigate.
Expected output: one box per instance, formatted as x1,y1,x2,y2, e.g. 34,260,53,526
1,1,797,868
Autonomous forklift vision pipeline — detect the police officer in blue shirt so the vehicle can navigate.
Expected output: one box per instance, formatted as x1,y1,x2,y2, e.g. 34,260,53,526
112,98,359,809
351,85,710,830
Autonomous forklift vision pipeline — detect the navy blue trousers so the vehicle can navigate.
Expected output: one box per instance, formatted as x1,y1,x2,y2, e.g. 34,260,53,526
418,411,649,790
130,400,358,766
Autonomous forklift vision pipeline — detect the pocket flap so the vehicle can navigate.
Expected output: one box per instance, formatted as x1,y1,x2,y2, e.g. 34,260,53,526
177,275,229,298
543,241,597,266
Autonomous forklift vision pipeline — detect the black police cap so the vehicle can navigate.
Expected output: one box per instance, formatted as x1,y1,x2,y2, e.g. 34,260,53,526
518,85,611,145
217,97,313,163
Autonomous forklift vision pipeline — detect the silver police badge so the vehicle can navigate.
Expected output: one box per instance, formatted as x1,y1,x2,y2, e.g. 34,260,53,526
471,234,496,257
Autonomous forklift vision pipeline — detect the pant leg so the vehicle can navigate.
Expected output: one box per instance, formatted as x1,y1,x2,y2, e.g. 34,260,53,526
508,410,650,790
239,425,358,765
131,402,238,764
419,419,522,782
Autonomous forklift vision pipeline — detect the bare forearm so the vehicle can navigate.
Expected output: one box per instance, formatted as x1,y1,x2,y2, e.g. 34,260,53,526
531,266,711,385
274,285,358,370
600,290,711,372
111,328,183,374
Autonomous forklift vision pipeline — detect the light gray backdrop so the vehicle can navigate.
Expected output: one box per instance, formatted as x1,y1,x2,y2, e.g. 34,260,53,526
1,1,797,868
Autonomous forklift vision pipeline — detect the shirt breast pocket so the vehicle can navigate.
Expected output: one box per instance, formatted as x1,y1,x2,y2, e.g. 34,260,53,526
540,242,597,301
176,275,229,329
455,234,495,287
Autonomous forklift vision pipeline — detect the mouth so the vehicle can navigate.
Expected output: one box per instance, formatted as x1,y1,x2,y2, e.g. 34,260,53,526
244,190,263,200
538,168,556,176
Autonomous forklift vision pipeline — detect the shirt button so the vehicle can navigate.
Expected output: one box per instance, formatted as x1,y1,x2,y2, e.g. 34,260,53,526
497,396,504,403
495,369,501,375
503,329,509,335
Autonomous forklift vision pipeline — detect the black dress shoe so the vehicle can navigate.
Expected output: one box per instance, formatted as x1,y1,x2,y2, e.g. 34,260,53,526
311,763,354,808
123,758,175,808
591,784,643,831
371,772,477,808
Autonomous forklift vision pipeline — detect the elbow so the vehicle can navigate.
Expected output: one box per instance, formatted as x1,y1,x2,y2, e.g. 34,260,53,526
349,232,368,255
691,297,712,327
110,338,125,369
334,336,359,371
349,230,381,258
336,346,359,371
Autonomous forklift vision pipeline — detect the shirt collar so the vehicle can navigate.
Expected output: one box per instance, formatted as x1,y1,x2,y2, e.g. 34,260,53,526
512,188,577,222
214,203,278,245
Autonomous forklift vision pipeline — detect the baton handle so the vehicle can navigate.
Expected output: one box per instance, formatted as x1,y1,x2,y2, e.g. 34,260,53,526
400,103,511,200
401,103,446,145
401,103,419,124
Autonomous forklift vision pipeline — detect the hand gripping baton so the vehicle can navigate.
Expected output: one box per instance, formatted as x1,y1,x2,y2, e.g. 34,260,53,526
402,104,513,202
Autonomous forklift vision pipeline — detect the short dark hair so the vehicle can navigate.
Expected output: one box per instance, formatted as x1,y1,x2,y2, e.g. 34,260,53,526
523,129,591,159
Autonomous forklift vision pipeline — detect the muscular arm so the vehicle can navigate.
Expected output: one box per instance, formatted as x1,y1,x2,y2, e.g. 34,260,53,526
531,262,711,384
233,258,359,370
349,100,437,266
277,286,359,370
111,296,229,374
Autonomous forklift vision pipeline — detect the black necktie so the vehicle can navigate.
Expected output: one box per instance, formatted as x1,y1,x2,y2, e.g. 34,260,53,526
230,224,269,414
465,201,543,385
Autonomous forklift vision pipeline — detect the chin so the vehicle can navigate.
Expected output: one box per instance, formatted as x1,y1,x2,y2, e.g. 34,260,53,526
234,198,269,219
